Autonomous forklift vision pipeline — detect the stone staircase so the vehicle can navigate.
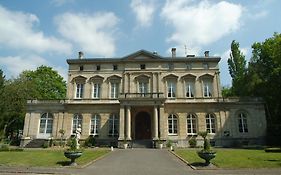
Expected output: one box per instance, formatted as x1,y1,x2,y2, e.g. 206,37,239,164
132,140,153,148
24,139,46,148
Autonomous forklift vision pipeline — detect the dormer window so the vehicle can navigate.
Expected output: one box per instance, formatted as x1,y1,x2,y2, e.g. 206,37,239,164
203,63,209,69
140,64,146,70
186,63,192,70
79,65,84,71
168,63,174,70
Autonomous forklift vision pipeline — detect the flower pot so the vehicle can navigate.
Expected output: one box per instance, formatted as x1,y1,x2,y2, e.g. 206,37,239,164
197,151,216,165
123,143,128,149
159,143,163,149
64,151,83,166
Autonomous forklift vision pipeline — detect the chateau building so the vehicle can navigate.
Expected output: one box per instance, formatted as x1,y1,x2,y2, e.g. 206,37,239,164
21,49,266,148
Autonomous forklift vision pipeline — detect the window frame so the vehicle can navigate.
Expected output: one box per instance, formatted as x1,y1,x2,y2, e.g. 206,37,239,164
185,80,195,98
205,113,216,134
91,114,100,135
203,80,213,98
39,113,53,134
108,113,119,137
72,114,82,134
92,83,101,99
238,113,248,133
75,83,84,99
168,114,178,135
187,113,197,135
167,81,176,98
110,82,119,99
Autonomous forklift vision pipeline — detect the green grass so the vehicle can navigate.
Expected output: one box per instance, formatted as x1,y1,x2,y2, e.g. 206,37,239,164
175,148,281,168
0,149,110,167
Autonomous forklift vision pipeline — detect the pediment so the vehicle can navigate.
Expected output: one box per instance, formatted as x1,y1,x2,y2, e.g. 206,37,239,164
88,75,104,82
122,50,162,60
199,73,214,79
71,75,87,83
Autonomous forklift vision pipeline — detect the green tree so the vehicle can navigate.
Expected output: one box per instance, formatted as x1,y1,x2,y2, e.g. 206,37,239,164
23,65,66,99
0,69,6,139
227,40,247,96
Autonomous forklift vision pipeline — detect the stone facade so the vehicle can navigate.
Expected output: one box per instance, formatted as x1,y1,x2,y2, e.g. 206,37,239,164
21,50,267,148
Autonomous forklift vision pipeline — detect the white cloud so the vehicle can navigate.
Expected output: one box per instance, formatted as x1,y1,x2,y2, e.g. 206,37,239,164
51,0,75,6
161,0,243,55
0,5,72,54
0,55,47,77
130,0,156,27
55,12,119,57
248,10,268,20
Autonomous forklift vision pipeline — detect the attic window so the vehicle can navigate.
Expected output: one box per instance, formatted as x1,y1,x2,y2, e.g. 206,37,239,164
96,65,101,71
186,63,192,70
168,63,174,70
140,64,146,70
79,65,84,71
113,64,118,70
203,63,209,69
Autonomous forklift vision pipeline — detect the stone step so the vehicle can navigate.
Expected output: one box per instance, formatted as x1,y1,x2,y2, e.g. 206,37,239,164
132,140,153,148
25,139,46,148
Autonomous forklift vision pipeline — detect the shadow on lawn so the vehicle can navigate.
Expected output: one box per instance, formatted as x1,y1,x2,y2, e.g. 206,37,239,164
56,161,71,166
190,162,218,169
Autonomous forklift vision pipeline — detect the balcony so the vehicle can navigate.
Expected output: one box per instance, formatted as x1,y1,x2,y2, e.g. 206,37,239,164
119,93,165,99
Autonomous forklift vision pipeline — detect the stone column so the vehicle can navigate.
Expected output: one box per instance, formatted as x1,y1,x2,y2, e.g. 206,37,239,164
118,106,125,140
126,106,132,140
159,106,167,140
153,106,159,140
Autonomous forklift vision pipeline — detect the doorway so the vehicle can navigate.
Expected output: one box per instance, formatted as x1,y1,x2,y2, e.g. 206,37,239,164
135,111,151,140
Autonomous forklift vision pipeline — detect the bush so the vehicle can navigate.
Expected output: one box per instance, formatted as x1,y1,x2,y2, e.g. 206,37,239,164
84,135,96,147
189,137,197,148
166,140,172,147
42,142,49,148
0,144,10,151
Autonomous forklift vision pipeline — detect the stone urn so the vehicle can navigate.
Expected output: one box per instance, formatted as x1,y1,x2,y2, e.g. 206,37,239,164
64,151,83,166
197,151,216,165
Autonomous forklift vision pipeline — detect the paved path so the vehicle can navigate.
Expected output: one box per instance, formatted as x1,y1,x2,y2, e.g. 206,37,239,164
1,149,281,175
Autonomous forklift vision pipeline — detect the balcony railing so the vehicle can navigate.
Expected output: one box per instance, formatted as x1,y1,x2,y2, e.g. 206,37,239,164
119,93,164,99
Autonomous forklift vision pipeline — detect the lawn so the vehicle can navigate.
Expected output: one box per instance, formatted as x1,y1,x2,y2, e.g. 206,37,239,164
0,149,110,167
175,148,281,168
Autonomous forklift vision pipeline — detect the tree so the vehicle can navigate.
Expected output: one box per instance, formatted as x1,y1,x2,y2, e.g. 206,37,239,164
0,69,6,140
23,65,66,99
227,40,247,96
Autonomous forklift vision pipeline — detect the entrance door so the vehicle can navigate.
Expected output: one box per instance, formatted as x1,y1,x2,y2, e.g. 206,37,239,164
135,112,151,140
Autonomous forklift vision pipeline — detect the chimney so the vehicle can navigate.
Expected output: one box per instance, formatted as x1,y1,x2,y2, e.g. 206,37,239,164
204,51,209,57
78,51,84,59
171,48,176,58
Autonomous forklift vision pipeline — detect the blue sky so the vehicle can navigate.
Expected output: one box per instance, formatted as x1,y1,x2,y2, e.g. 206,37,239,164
0,0,280,86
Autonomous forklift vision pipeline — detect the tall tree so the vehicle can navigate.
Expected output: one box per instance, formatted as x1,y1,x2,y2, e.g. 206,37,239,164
0,69,6,139
227,40,247,96
23,65,66,99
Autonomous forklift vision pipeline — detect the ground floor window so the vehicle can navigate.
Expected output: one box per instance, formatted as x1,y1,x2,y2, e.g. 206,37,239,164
91,114,100,135
238,113,248,133
109,114,119,137
73,114,82,133
187,113,197,134
168,114,178,135
39,113,53,134
206,113,216,133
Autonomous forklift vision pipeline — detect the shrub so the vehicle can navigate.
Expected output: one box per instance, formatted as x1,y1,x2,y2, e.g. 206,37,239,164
188,137,197,148
84,135,95,147
42,142,49,148
0,144,10,151
166,140,172,147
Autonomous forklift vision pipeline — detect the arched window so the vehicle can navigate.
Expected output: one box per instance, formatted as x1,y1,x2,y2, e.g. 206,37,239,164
91,114,100,135
238,113,248,133
168,114,178,135
206,113,216,133
73,114,82,133
187,113,197,134
109,114,119,137
39,113,53,134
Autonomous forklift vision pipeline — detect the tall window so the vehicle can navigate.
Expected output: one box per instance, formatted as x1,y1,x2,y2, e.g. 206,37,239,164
110,82,119,99
238,113,248,133
76,83,84,99
206,113,216,133
187,113,197,134
167,81,176,98
109,114,119,137
39,113,53,134
72,114,82,133
92,83,101,99
168,114,178,135
139,82,148,96
203,80,212,97
91,114,100,135
185,81,195,98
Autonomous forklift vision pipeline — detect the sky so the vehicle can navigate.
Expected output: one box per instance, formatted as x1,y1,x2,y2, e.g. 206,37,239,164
0,0,280,86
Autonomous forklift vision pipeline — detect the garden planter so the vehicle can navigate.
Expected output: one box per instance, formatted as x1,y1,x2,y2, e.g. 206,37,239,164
64,151,83,166
197,151,216,165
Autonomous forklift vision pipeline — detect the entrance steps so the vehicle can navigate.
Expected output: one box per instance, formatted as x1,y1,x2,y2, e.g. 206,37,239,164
24,139,46,148
132,140,153,148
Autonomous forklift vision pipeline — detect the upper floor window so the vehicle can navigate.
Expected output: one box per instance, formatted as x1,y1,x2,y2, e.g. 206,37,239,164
113,64,118,70
140,64,146,70
109,114,119,137
168,63,174,70
92,83,101,99
91,114,100,135
238,113,248,133
73,114,82,134
168,114,178,135
186,63,192,70
206,113,216,134
139,82,148,96
187,113,197,134
79,65,84,71
75,83,84,99
110,82,119,99
39,113,53,134
203,80,213,97
185,81,195,98
167,81,176,98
